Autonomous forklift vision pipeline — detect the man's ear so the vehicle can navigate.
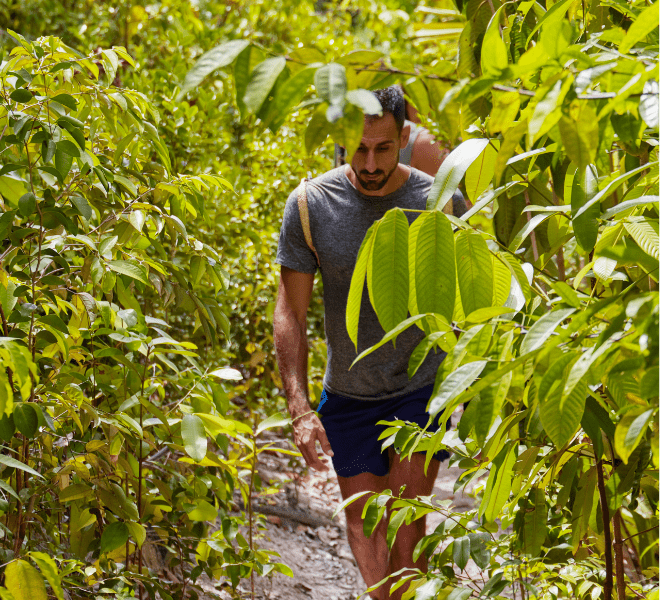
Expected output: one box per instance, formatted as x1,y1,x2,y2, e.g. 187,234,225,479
399,123,411,149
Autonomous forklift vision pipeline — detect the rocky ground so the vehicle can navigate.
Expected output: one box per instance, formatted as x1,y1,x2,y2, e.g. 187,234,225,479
195,414,484,600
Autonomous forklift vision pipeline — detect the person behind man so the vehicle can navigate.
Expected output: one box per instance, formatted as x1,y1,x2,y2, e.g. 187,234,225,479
273,86,462,600
400,96,450,178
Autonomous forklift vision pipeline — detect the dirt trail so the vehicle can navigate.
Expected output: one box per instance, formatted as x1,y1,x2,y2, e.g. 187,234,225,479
199,419,482,600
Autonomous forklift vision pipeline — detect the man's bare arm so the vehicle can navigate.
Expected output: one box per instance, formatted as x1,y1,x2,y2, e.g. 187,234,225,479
274,266,333,471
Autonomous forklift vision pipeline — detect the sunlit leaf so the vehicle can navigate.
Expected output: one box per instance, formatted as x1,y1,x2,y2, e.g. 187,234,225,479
5,560,47,600
427,138,490,211
455,230,492,317
369,209,409,333
100,522,128,553
619,2,659,53
181,414,207,461
178,39,250,99
414,212,455,323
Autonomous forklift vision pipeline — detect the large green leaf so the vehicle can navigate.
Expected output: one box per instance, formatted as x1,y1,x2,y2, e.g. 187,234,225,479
528,79,566,145
571,164,599,253
314,63,347,108
639,80,659,130
243,57,287,114
414,212,455,322
386,505,411,549
601,196,659,220
494,120,527,186
30,553,64,600
427,138,490,211
494,191,525,251
255,411,292,436
464,142,496,203
571,467,597,551
540,361,587,448
467,533,491,572
619,1,659,54
537,352,577,404
428,360,487,418
457,22,479,78
525,0,574,47
351,314,432,368
408,331,446,379
455,230,492,317
268,67,316,133
107,260,149,285
330,103,364,161
520,308,575,356
480,7,508,78
346,89,382,115
408,213,423,316
573,162,655,220
558,107,598,171
100,522,129,553
625,220,659,260
304,106,331,155
233,44,259,116
13,403,38,438
5,560,47,600
453,536,471,571
562,340,615,402
615,408,654,464
0,278,17,316
492,256,511,306
369,209,409,333
187,499,218,521
181,413,207,461
0,454,44,479
483,442,517,523
509,213,552,252
346,223,377,350
522,488,548,557
178,39,250,99
475,367,512,446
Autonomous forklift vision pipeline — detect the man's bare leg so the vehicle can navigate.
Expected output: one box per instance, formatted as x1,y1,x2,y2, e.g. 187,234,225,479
385,448,441,600
337,471,391,600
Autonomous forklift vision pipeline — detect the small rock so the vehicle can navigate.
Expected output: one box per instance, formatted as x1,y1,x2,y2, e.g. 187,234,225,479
266,515,281,526
317,527,339,545
294,582,313,595
295,524,309,535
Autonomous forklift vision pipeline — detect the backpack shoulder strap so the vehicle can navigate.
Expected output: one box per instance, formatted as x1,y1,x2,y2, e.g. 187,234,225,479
297,177,320,268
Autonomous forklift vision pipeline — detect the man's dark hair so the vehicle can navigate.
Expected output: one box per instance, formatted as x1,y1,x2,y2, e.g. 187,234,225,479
371,86,405,131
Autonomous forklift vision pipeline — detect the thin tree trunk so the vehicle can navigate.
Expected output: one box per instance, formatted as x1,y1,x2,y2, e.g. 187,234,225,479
613,511,626,599
596,459,613,600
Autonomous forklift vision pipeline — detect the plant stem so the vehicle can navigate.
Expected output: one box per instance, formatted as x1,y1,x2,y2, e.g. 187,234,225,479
248,426,257,600
596,459,613,600
613,511,626,599
137,349,151,600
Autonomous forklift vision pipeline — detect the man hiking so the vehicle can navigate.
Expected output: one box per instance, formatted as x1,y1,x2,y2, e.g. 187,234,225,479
273,85,463,600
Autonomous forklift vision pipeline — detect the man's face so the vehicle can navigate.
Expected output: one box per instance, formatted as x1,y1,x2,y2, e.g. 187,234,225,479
349,114,407,192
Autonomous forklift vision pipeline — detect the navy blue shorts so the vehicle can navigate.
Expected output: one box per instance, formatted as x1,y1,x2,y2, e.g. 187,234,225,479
317,383,450,478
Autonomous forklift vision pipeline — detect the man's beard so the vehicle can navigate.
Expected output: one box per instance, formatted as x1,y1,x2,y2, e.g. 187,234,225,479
355,163,397,191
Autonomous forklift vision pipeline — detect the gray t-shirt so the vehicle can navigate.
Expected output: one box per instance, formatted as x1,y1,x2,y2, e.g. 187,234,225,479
276,166,451,401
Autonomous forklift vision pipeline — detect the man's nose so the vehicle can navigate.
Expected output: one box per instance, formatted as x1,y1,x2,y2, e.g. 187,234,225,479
365,150,377,172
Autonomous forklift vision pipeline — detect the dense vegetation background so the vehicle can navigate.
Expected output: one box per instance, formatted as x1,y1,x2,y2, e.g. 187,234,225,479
0,0,657,599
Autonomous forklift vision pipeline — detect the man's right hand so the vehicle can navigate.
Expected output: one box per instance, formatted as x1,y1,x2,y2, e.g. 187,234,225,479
292,413,334,472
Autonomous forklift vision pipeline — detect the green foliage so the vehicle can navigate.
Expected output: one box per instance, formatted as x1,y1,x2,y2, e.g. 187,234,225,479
3,0,659,597
328,0,658,597
0,29,301,599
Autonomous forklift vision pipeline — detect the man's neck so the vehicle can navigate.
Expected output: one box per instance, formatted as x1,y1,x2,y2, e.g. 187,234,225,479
344,164,412,197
